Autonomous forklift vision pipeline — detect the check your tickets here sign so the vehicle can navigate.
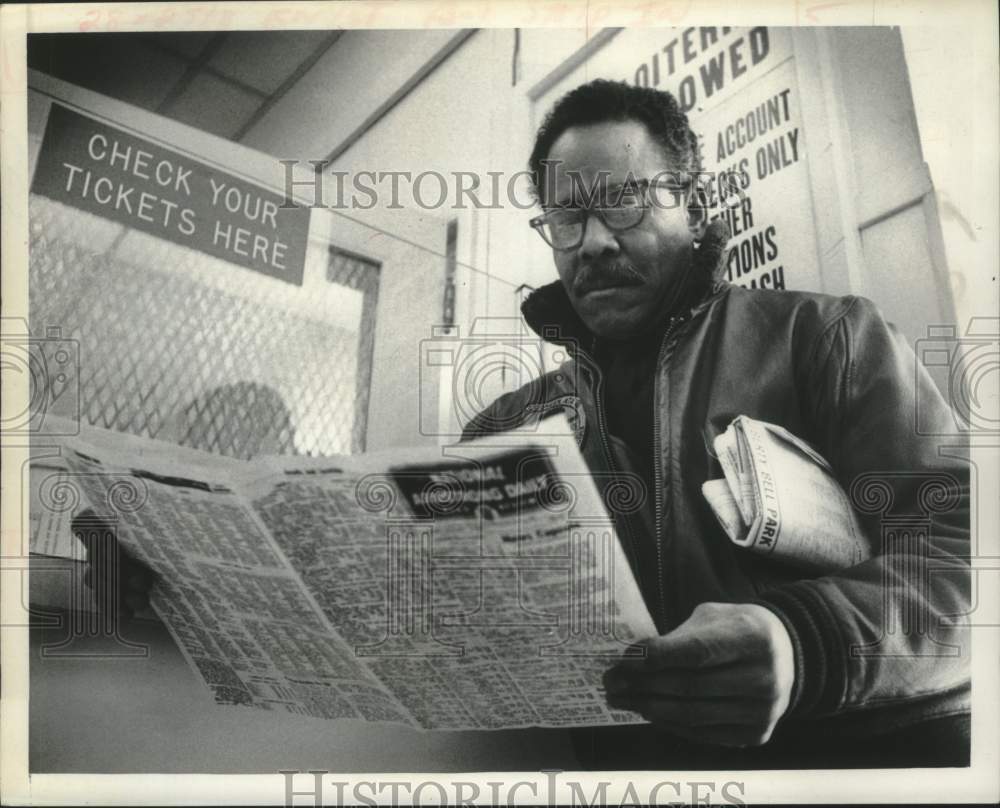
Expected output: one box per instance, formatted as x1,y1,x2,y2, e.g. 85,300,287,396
31,103,309,285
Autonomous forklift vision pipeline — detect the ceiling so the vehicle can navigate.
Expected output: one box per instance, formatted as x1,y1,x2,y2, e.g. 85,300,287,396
27,31,342,145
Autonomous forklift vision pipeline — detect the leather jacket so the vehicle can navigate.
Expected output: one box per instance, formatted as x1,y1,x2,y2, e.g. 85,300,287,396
462,225,970,742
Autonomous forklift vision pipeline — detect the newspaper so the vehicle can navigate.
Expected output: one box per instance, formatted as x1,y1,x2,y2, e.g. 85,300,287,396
29,459,86,560
54,415,656,730
702,416,871,571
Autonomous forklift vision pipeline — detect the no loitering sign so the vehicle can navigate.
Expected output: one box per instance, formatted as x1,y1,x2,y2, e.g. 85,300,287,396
31,103,309,286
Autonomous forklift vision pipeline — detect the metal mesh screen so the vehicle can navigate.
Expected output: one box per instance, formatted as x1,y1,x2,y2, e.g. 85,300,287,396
29,195,377,459
327,246,381,454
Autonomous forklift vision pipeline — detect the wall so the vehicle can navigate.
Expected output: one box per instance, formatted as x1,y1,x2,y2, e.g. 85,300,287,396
899,24,1000,334
828,27,954,346
322,29,581,435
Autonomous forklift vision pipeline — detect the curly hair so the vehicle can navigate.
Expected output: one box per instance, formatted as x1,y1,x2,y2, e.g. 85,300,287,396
528,79,702,205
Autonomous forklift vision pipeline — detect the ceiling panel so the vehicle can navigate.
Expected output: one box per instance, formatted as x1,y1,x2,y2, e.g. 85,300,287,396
27,31,353,152
241,29,459,158
28,33,190,111
142,31,218,60
163,71,262,140
208,30,331,95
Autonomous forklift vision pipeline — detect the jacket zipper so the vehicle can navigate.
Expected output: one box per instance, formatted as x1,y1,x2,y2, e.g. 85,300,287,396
588,314,685,629
589,365,649,602
652,315,684,629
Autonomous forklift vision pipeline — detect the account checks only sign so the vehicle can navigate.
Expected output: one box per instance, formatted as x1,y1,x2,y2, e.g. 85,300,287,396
31,103,309,286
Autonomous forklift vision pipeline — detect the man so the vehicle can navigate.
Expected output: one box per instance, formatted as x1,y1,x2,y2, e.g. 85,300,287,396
79,78,970,770
461,79,970,768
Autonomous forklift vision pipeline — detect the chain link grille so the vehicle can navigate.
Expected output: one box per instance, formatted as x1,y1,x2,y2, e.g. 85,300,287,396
327,246,380,454
29,195,377,459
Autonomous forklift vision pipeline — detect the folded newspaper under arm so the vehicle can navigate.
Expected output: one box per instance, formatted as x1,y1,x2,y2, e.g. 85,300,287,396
53,414,656,731
701,416,871,572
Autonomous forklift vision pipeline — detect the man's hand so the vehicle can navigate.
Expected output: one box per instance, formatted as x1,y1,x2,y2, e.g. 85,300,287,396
72,508,157,620
604,602,795,747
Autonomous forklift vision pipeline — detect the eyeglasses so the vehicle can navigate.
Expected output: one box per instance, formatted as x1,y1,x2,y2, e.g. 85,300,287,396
529,178,691,251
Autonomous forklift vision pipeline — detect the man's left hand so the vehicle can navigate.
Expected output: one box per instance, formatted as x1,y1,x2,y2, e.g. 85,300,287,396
603,602,795,747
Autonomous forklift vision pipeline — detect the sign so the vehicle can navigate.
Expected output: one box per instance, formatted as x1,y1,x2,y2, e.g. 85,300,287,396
31,103,309,286
536,27,822,293
695,58,814,292
391,449,558,520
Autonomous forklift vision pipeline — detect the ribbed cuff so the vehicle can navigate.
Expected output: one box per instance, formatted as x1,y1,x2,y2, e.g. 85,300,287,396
754,582,847,717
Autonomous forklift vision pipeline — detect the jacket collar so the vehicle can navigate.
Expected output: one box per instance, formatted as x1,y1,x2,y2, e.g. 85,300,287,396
520,217,731,352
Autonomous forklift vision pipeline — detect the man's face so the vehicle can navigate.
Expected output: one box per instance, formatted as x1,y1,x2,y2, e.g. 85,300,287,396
542,120,705,340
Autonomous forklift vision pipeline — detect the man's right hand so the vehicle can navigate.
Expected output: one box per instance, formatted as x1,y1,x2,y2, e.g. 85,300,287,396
72,508,156,620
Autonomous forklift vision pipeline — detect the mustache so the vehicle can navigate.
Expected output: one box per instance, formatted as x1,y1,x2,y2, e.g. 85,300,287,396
574,262,645,295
